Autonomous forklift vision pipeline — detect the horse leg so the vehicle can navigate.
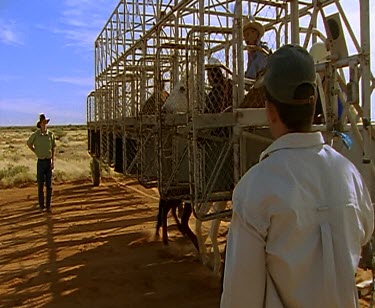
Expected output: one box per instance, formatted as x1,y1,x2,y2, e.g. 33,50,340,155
195,218,208,265
171,200,183,233
155,198,163,236
220,243,227,295
161,199,170,245
210,201,226,274
210,218,222,274
177,201,184,218
180,202,199,251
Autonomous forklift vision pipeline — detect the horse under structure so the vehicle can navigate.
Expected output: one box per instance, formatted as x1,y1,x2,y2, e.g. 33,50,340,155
87,0,375,287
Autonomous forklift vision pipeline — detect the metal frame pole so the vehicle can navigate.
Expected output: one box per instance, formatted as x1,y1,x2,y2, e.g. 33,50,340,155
360,0,372,188
290,0,300,45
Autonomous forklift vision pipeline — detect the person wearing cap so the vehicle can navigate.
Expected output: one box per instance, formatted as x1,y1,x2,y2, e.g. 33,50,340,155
27,113,56,213
204,57,233,113
243,17,268,80
221,45,373,307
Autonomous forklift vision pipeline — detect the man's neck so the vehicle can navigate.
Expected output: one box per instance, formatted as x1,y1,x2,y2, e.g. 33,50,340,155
274,128,313,140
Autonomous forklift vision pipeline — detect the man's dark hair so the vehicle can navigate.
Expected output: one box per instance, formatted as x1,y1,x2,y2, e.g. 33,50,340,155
265,83,316,132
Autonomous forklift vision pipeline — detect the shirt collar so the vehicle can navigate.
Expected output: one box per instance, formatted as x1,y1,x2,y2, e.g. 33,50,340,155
38,129,49,135
259,132,325,161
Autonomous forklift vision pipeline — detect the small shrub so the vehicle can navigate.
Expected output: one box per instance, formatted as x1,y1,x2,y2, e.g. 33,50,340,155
60,136,70,144
1,127,91,188
11,156,21,162
0,165,34,187
0,165,30,180
53,170,68,182
54,128,67,140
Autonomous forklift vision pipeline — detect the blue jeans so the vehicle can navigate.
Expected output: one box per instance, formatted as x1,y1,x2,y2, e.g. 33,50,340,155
37,159,52,209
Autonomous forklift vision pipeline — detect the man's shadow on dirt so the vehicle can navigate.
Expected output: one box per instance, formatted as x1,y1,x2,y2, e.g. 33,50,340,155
0,182,220,308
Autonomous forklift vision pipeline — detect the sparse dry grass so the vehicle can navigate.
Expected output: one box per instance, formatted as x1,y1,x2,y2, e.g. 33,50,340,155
0,125,96,188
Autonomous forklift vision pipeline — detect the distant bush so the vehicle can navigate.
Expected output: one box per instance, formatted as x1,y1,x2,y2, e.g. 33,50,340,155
53,128,67,140
0,165,29,179
0,127,92,188
0,165,34,188
53,170,68,182
60,136,70,144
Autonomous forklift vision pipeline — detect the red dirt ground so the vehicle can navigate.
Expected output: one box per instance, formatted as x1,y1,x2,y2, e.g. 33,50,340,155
0,178,372,307
0,179,220,308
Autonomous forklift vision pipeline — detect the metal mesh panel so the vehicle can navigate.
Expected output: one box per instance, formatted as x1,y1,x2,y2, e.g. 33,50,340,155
100,130,108,165
108,131,114,167
195,129,234,197
88,129,99,156
138,127,158,186
123,132,138,176
157,44,191,198
124,78,137,118
94,131,101,158
187,29,234,114
159,130,191,199
240,127,272,177
86,0,375,224
87,93,95,123
186,27,236,221
245,1,281,49
138,55,160,185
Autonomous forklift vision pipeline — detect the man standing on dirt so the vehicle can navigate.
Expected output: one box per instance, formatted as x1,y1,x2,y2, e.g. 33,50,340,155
27,113,56,213
221,45,374,307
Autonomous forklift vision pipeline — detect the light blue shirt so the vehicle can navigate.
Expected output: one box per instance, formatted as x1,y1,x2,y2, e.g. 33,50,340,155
245,49,267,79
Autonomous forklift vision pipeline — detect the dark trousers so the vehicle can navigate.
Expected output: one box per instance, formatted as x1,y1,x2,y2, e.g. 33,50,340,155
37,159,52,209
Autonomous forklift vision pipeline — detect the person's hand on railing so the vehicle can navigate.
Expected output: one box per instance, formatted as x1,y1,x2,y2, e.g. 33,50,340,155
245,44,270,56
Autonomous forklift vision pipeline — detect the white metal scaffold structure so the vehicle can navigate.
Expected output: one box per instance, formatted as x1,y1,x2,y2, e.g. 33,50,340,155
86,0,375,274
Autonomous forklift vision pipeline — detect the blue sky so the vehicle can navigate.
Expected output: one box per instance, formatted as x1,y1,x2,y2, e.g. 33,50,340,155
0,1,374,126
0,0,116,126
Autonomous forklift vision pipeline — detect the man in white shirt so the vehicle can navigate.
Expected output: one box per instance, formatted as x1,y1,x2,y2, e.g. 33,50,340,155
221,44,374,308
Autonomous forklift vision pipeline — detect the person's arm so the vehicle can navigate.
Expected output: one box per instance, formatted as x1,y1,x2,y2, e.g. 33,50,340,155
357,178,374,270
254,52,267,78
359,182,374,245
245,52,254,79
27,134,36,154
27,144,35,153
221,210,266,308
51,134,56,170
51,147,55,170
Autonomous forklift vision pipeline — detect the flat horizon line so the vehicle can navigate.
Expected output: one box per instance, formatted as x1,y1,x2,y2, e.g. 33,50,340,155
0,124,87,129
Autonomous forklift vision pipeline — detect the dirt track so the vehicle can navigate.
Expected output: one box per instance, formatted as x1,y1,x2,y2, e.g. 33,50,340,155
0,179,221,308
1,179,373,308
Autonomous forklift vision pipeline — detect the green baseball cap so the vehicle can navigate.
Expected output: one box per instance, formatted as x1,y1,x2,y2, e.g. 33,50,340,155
260,44,317,105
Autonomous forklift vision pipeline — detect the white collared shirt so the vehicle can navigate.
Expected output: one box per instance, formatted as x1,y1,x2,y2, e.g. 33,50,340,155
221,132,374,308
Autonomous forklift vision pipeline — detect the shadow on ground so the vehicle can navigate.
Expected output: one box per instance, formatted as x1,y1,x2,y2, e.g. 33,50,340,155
0,180,220,308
